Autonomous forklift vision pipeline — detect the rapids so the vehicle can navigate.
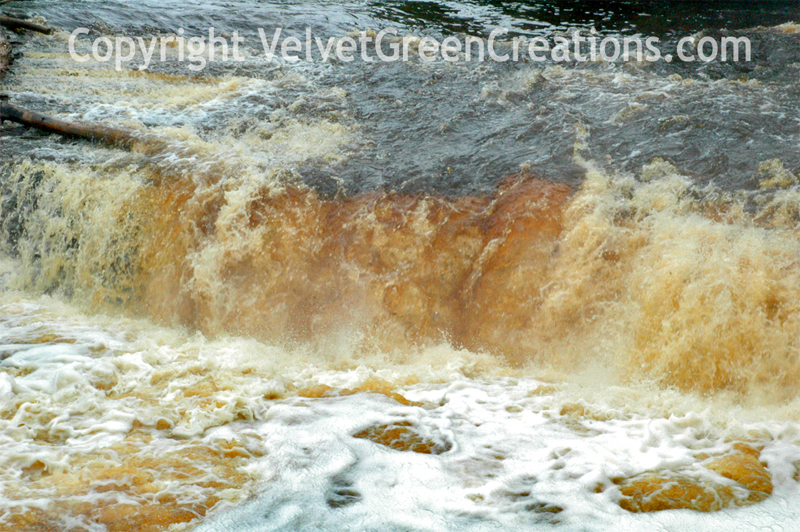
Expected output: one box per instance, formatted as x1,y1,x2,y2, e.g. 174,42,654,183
2,2,800,531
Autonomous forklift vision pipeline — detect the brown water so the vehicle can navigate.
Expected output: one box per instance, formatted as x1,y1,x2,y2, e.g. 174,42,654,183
2,2,800,532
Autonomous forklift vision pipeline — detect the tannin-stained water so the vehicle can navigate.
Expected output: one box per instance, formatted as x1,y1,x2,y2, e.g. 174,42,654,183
2,2,800,531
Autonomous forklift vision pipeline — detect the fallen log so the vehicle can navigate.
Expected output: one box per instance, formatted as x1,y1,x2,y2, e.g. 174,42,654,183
0,99,139,147
0,25,10,78
0,15,53,35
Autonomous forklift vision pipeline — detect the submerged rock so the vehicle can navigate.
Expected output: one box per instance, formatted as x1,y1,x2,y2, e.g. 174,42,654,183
618,443,772,512
353,421,451,454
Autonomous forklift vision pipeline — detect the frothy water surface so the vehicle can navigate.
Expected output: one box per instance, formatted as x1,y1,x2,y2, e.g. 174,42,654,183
2,1,800,531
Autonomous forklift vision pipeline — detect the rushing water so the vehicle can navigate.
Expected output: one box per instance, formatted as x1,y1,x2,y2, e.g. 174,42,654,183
2,1,800,531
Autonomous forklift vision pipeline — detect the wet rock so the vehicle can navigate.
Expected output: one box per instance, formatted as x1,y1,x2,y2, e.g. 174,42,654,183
705,451,772,502
353,421,451,454
618,475,734,512
618,443,772,512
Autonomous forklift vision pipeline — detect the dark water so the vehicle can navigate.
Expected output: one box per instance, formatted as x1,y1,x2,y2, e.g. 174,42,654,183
2,1,800,195
4,4,800,532
9,1,800,39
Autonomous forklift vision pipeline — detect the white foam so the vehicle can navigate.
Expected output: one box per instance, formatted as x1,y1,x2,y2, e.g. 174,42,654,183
1,260,800,531
196,380,800,531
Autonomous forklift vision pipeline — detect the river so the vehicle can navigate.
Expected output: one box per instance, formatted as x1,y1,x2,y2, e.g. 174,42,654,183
1,1,800,531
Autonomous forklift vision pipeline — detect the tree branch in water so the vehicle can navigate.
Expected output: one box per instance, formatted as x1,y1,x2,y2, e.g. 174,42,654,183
0,98,139,147
0,15,53,35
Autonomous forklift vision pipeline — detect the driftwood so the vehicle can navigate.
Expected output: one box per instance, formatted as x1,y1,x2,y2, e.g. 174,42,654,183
0,25,10,78
0,15,52,35
0,9,145,150
0,17,161,152
0,99,140,147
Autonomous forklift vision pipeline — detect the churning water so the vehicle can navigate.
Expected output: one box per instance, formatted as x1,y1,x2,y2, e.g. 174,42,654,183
2,1,800,531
